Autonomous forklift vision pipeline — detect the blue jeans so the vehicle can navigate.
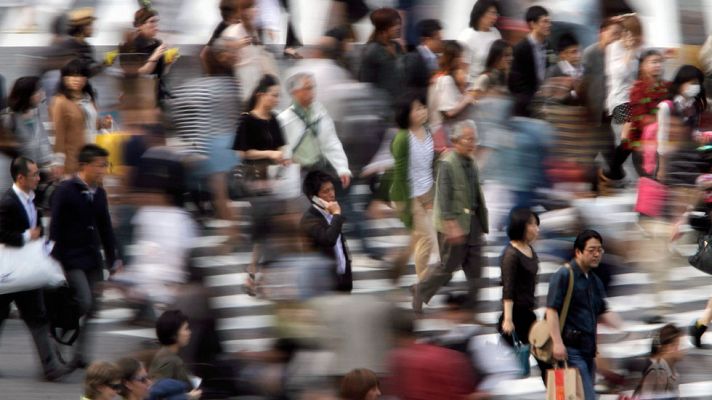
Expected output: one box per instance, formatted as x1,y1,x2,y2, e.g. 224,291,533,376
567,347,596,400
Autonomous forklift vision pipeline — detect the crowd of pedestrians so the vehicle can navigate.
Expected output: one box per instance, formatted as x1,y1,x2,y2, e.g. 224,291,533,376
2,0,712,399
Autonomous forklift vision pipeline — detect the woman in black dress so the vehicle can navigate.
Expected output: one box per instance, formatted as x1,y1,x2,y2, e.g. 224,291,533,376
499,207,540,345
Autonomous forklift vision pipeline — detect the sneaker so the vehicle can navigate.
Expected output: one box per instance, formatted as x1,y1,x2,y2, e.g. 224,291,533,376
689,321,707,348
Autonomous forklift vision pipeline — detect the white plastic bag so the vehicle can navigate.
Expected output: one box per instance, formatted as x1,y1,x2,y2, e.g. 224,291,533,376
0,241,66,294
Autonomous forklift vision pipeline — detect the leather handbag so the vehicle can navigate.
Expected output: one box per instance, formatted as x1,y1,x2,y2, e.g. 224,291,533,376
529,263,575,363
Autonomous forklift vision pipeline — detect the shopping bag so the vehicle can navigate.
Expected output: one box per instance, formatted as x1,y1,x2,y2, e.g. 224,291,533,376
268,163,302,200
0,241,66,294
634,177,666,217
546,363,585,400
511,332,531,378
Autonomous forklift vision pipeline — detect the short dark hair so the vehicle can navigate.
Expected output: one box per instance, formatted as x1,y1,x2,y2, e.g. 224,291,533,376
469,0,500,30
573,229,603,253
506,207,540,241
10,156,36,182
219,0,238,20
395,92,427,130
556,32,579,54
155,309,189,346
525,5,548,25
8,76,41,113
302,170,334,199
78,144,109,165
416,19,442,40
670,64,707,113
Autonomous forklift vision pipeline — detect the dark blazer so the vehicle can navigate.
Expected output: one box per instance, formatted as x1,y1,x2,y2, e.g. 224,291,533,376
403,50,432,97
508,37,548,117
0,188,42,247
300,205,353,292
50,177,117,271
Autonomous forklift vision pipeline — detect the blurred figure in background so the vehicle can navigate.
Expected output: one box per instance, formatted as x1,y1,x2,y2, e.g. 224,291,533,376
222,0,280,102
0,125,16,194
386,310,479,400
51,59,107,175
583,17,622,194
233,74,287,289
429,41,474,150
402,19,443,100
50,144,121,369
471,39,512,99
602,14,645,182
340,369,381,400
412,120,487,313
259,0,303,59
200,0,241,70
300,170,352,292
83,361,122,400
390,93,438,281
149,309,202,399
508,5,551,117
169,37,241,221
359,7,404,105
59,7,101,76
458,0,501,82
657,65,707,157
5,76,53,171
119,4,175,103
116,357,152,400
547,33,583,80
633,324,684,399
279,72,351,187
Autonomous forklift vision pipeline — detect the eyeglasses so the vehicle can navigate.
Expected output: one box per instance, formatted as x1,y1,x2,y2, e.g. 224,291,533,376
584,247,605,255
107,382,122,391
133,375,150,383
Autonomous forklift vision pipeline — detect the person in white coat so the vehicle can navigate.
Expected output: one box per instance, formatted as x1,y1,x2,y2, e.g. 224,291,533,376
278,72,351,189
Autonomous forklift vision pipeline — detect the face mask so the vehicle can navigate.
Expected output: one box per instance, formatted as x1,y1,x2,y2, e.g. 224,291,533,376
683,84,701,98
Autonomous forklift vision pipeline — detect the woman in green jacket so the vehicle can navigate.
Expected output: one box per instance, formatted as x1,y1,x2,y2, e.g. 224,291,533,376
390,94,439,281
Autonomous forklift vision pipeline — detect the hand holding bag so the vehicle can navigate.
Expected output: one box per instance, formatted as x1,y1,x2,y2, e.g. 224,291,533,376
546,362,585,400
529,263,575,363
689,232,712,274
511,331,532,378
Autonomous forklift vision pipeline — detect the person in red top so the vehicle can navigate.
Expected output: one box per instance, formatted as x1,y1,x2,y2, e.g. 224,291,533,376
386,311,484,400
608,49,670,180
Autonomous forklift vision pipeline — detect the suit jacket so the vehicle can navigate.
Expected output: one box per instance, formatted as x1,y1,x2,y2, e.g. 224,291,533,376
300,205,352,292
0,188,41,247
50,177,117,271
508,38,548,117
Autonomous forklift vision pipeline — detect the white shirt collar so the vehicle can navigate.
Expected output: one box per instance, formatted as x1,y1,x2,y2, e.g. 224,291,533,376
528,34,545,48
558,60,583,79
12,183,34,203
417,44,436,60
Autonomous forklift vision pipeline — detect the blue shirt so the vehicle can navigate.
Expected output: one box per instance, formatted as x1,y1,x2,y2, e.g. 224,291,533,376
546,260,608,355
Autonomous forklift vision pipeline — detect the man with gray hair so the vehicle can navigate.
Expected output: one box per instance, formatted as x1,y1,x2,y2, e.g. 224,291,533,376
278,72,351,188
412,120,488,313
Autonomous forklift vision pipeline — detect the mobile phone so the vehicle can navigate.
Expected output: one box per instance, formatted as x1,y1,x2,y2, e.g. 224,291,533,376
311,196,328,209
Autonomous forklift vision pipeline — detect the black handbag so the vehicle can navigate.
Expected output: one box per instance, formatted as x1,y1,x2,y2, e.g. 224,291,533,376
689,233,712,274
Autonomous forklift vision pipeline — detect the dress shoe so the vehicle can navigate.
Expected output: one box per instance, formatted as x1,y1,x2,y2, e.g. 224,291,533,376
44,365,74,382
689,321,707,348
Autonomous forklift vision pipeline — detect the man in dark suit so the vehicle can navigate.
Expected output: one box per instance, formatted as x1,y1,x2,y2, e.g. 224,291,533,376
508,6,552,116
300,170,352,292
0,156,71,381
403,19,443,99
50,144,120,368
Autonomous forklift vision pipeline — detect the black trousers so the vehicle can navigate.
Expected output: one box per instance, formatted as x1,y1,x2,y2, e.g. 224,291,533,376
0,288,62,374
278,0,302,48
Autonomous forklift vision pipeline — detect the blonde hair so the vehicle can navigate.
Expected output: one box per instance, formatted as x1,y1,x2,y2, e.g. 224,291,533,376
84,361,121,399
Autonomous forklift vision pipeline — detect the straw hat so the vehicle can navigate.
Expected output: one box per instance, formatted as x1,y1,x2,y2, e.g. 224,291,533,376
68,7,96,27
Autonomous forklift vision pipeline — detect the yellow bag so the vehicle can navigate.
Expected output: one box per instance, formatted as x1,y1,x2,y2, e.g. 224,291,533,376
546,362,585,400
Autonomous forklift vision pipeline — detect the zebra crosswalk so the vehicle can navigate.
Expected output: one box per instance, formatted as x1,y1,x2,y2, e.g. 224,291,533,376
94,189,712,399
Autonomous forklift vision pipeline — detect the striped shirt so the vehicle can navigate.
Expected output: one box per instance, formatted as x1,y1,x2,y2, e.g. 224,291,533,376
408,130,434,198
169,76,241,155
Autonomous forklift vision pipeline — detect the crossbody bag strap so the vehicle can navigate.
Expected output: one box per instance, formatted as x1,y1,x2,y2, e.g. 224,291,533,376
558,262,575,332
290,106,322,154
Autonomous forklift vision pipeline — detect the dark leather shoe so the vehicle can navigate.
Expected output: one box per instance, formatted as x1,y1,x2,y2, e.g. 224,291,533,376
69,356,88,369
690,321,707,348
410,284,423,314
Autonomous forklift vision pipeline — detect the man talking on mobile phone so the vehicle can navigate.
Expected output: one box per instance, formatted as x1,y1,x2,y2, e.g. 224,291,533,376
300,170,352,292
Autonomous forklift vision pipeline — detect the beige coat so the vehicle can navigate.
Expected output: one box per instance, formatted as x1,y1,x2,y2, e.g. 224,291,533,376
50,94,89,174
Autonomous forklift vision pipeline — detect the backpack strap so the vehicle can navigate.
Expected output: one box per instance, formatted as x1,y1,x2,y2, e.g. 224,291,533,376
559,263,575,332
